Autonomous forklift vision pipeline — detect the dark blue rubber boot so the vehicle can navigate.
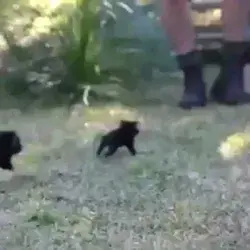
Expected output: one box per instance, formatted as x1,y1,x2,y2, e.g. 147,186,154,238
177,51,207,109
210,42,250,105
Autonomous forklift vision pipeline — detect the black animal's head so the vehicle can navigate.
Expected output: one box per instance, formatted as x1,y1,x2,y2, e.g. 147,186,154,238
0,131,22,155
119,120,139,136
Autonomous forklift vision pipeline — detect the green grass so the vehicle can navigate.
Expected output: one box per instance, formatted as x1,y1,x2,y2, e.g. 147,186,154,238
0,79,250,249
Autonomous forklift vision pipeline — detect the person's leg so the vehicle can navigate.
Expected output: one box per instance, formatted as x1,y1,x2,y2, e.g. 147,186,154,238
210,0,250,104
161,0,206,109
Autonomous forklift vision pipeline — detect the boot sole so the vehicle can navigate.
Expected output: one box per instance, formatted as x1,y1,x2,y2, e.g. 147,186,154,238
179,102,207,110
210,94,250,106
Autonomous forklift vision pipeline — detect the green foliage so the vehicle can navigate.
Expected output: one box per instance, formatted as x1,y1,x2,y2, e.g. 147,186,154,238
2,31,33,62
55,0,101,86
0,0,103,106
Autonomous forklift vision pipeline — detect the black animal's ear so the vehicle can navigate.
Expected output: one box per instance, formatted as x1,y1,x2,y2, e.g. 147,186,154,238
128,121,139,128
119,120,127,127
131,121,138,126
120,120,138,125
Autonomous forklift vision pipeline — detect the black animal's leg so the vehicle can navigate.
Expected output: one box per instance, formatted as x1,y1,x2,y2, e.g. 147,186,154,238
6,162,14,171
104,146,118,157
125,142,137,156
96,139,106,156
0,158,13,171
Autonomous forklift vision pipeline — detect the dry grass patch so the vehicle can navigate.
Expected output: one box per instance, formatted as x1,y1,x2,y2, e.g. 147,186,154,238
0,101,249,249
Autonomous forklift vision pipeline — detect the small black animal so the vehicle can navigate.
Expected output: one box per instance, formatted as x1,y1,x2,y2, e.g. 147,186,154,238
96,120,139,157
0,131,22,171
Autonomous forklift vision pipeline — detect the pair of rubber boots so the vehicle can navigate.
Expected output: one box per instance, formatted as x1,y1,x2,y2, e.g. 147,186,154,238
177,41,250,109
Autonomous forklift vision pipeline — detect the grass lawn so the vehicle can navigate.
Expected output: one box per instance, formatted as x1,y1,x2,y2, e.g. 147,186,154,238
1,72,250,249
